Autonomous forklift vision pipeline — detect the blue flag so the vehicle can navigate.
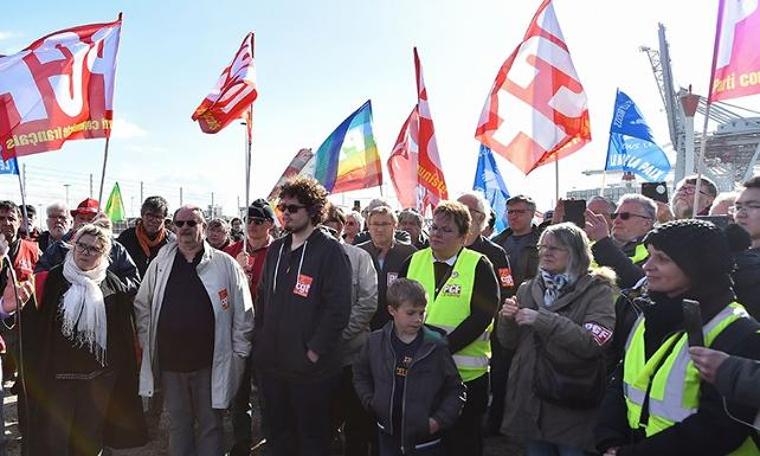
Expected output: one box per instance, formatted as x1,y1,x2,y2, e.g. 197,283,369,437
605,90,671,182
0,157,18,175
473,144,510,234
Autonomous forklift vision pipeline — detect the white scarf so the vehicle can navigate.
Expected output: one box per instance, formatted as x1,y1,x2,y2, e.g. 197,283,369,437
60,251,109,365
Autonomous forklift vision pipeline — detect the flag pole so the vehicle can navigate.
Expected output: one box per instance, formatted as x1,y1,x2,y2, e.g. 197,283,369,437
599,171,607,197
694,0,725,214
554,160,560,203
243,103,252,254
98,137,111,209
16,161,29,235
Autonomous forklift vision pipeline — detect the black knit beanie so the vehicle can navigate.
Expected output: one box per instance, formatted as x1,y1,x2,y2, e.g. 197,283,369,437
643,219,734,284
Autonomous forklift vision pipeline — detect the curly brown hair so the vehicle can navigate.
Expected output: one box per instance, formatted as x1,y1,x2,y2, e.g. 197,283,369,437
279,176,329,225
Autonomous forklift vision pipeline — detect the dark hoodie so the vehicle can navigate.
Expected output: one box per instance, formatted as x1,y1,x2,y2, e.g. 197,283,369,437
252,227,351,382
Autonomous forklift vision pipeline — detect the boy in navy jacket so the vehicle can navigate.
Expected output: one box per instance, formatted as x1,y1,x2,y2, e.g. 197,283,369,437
353,278,465,455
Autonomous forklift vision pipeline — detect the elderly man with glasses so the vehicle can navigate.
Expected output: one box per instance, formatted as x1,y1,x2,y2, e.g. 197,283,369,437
586,194,656,289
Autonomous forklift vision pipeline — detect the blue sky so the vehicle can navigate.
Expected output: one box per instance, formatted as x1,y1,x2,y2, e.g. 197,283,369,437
2,0,759,217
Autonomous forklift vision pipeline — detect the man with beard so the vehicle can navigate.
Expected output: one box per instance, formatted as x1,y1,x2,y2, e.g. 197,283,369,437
671,175,718,219
37,203,71,253
118,196,175,277
253,176,351,456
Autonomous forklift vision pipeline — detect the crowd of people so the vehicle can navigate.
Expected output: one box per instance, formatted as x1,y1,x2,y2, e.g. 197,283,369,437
0,172,758,456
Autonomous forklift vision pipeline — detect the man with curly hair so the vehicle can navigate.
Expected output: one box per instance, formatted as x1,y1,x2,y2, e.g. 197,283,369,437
253,176,352,456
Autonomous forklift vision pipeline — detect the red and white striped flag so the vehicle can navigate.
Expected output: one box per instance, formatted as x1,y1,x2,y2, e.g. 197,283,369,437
192,33,257,134
388,48,448,212
475,0,590,174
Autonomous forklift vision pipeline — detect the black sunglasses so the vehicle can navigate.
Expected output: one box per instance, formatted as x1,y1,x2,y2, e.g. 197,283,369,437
277,203,306,213
611,212,650,221
174,220,198,228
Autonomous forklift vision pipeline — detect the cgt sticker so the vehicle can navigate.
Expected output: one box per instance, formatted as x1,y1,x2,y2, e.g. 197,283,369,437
218,288,230,310
293,274,313,298
498,268,515,288
441,283,462,297
584,322,613,346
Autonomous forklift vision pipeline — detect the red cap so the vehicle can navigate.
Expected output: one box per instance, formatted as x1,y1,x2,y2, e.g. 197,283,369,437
71,198,100,217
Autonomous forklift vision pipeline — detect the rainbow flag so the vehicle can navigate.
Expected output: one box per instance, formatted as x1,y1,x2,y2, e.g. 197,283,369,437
313,100,382,194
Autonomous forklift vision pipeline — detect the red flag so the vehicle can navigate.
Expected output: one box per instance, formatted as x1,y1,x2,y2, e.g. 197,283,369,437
0,16,122,160
388,48,448,212
475,0,590,175
192,33,257,134
710,0,760,101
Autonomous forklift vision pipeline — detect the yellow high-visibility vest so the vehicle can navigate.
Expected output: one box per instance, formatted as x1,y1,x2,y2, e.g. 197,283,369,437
623,302,759,455
407,247,492,382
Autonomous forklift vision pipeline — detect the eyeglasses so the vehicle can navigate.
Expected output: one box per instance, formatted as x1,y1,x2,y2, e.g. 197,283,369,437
506,209,530,215
729,203,760,214
537,244,567,254
247,217,268,225
345,221,357,226
174,220,198,228
75,241,103,255
142,212,165,221
676,185,712,197
48,215,68,221
277,203,306,213
611,212,651,221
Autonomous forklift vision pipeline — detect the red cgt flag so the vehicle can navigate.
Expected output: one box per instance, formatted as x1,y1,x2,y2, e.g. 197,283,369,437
475,0,590,175
192,33,257,134
388,48,448,213
0,15,122,160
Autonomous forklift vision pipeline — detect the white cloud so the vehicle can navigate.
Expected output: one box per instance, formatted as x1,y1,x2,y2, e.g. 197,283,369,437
111,118,147,139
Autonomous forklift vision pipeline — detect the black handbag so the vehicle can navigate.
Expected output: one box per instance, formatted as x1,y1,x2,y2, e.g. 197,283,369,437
532,333,606,409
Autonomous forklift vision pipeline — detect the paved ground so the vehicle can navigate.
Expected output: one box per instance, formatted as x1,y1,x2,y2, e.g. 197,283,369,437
3,388,521,455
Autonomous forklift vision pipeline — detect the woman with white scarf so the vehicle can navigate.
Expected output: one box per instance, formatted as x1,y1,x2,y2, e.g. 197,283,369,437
18,224,146,455
497,222,617,455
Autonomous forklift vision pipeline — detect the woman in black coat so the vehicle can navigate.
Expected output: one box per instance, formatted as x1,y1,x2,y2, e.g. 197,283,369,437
15,223,146,455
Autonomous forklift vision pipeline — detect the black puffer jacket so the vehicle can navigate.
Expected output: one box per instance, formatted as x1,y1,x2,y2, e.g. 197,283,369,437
733,247,760,320
353,323,465,451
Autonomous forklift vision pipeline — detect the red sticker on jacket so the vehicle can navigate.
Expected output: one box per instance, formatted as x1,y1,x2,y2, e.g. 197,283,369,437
584,322,613,346
498,268,514,288
218,288,230,310
294,274,313,297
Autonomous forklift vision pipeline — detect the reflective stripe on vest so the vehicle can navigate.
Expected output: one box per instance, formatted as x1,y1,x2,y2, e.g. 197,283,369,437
623,302,758,455
407,248,492,382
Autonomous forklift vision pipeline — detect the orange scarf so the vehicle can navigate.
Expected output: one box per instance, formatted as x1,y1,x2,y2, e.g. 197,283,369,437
136,220,166,258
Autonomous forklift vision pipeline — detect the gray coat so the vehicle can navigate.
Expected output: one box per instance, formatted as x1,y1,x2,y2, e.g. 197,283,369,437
498,269,616,451
716,355,760,408
339,243,378,366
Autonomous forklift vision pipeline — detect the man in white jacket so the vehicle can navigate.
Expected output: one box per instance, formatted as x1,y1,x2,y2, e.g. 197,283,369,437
135,205,254,456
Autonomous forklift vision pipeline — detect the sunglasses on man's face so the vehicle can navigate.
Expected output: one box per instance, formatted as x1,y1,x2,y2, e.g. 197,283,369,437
174,220,198,228
277,203,306,213
248,217,267,225
611,212,650,221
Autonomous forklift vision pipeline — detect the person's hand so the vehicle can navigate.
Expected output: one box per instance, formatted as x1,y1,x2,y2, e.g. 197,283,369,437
235,251,252,272
428,417,440,435
2,271,33,314
655,201,674,223
306,349,320,364
515,308,539,326
500,297,519,320
689,346,729,384
0,233,8,260
552,199,565,225
584,209,610,242
603,447,619,456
